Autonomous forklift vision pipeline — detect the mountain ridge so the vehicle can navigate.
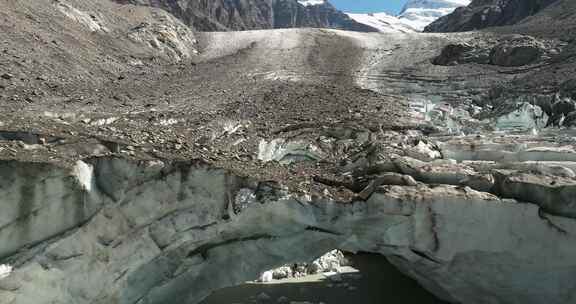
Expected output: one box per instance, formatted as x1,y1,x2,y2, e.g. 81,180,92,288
113,0,378,32
424,0,559,32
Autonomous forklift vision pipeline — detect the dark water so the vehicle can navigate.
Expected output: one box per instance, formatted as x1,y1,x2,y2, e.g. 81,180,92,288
201,253,446,304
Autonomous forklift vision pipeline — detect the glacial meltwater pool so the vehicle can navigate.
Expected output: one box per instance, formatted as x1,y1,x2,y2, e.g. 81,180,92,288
200,253,445,304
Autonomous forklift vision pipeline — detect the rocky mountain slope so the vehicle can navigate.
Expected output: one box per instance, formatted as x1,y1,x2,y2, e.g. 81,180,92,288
113,0,273,31
274,0,377,32
424,0,559,32
0,0,198,106
497,0,576,39
113,0,377,32
2,0,576,304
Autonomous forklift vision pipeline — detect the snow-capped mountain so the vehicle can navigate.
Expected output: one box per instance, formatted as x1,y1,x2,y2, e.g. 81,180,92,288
346,12,418,33
399,0,471,31
347,0,470,33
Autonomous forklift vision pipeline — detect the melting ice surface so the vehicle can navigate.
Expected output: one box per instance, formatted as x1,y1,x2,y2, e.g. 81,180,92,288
410,98,467,135
493,103,548,133
410,97,549,135
258,139,325,164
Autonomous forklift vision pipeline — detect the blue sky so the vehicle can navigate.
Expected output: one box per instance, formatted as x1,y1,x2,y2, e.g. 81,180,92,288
330,0,409,14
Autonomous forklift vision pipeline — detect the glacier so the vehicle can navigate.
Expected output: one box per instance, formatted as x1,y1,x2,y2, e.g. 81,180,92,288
348,0,471,32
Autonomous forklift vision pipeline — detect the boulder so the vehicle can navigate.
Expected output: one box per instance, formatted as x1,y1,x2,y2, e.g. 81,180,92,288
405,140,442,161
553,98,575,116
548,98,576,127
433,35,552,68
272,266,293,280
564,111,576,127
490,36,545,67
433,43,490,66
393,156,490,191
358,172,418,199
459,173,495,193
492,170,576,218
560,79,576,100
433,43,473,66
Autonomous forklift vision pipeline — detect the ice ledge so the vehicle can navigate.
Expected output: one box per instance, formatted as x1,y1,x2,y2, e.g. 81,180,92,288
1,157,576,304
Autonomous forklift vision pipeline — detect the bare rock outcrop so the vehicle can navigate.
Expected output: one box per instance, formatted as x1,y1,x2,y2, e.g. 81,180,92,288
272,0,377,32
127,15,198,61
424,0,559,33
432,42,489,65
489,35,545,67
433,35,550,67
560,79,576,100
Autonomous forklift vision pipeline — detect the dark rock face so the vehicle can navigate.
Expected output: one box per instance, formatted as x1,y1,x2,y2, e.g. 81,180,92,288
113,0,377,32
560,79,576,100
433,43,488,65
273,1,377,32
433,35,546,67
114,0,274,31
564,111,576,127
424,0,559,33
547,98,576,127
489,35,544,66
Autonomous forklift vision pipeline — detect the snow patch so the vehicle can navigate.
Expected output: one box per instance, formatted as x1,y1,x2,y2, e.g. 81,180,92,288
73,160,94,192
258,250,348,282
259,271,274,282
399,0,471,31
84,117,119,126
157,118,180,126
298,0,326,7
0,264,12,279
55,1,108,32
347,13,416,33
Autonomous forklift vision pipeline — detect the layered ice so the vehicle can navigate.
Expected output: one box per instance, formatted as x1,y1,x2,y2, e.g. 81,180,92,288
492,103,548,133
258,250,348,282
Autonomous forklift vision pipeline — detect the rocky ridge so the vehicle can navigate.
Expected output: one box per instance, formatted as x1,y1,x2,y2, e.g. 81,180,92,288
113,0,377,32
424,0,560,33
